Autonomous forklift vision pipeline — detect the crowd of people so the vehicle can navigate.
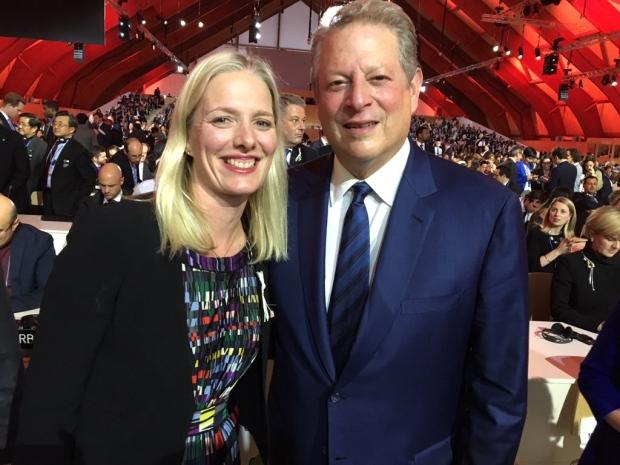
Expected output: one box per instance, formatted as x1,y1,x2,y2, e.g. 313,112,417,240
1,1,619,464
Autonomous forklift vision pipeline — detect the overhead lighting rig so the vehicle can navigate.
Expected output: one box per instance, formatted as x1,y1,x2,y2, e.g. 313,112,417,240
481,1,557,28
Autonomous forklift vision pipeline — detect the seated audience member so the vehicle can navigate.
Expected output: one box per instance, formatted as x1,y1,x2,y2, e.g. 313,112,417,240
578,301,620,464
526,196,584,272
551,206,620,332
89,146,107,174
527,186,573,232
77,163,124,211
0,278,20,463
609,190,620,209
111,137,153,194
0,195,55,313
523,190,545,228
573,175,601,235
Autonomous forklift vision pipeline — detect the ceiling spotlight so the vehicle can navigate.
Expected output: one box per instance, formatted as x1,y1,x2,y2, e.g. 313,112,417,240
176,64,184,73
535,47,541,60
504,48,511,56
163,19,168,26
198,21,204,28
73,42,84,62
152,43,156,51
420,85,427,92
492,44,500,53
518,46,524,59
612,75,618,87
180,19,187,27
249,17,261,43
118,15,130,40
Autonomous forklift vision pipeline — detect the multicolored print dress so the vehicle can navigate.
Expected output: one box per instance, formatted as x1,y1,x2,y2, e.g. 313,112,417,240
181,248,262,465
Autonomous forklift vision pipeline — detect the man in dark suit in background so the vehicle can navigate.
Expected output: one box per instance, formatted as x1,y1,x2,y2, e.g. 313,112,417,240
414,123,433,154
111,137,153,195
0,93,24,132
267,2,528,464
501,145,524,195
547,147,577,193
0,194,55,313
41,111,96,219
0,124,30,213
17,113,47,203
41,100,58,147
279,93,319,167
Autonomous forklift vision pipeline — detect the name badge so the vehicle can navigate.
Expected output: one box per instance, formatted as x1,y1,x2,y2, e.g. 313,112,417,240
63,159,71,168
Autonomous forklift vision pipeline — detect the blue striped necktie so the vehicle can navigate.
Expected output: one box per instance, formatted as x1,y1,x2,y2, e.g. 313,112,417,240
329,181,373,375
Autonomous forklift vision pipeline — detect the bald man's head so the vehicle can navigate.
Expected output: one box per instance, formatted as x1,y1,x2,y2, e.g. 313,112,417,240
0,194,19,247
126,138,143,165
98,163,124,201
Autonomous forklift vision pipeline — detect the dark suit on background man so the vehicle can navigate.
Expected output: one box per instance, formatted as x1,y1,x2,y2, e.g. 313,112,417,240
287,144,320,168
111,152,153,194
0,125,30,213
42,138,96,218
547,160,577,193
23,136,47,197
502,157,523,195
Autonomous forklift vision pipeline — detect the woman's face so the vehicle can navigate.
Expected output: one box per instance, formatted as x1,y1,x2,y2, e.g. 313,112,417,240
547,201,572,228
590,233,620,258
188,70,277,204
584,160,595,172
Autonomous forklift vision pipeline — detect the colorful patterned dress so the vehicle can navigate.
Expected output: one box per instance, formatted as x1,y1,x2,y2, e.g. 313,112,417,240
181,248,262,465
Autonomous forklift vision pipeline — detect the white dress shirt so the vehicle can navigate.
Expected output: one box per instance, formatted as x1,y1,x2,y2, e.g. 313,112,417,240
325,139,410,309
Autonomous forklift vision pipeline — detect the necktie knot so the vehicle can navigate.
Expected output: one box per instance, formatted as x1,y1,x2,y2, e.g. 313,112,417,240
350,181,372,205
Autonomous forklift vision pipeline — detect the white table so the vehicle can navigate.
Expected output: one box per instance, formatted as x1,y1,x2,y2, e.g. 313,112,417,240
517,321,597,465
19,214,72,254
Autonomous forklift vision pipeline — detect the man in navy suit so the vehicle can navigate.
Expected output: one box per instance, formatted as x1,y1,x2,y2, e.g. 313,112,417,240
267,2,528,464
547,147,577,193
0,195,55,313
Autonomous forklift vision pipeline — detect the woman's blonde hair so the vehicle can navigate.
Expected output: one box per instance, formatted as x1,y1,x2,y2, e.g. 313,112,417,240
583,206,620,240
542,196,577,238
155,51,287,262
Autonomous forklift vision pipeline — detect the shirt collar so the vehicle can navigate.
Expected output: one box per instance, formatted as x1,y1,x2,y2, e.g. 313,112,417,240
330,139,410,207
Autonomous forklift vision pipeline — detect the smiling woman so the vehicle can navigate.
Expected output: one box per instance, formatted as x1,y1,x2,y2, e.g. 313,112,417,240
14,51,287,465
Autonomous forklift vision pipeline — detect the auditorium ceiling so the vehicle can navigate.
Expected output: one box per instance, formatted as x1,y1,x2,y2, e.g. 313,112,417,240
0,0,619,139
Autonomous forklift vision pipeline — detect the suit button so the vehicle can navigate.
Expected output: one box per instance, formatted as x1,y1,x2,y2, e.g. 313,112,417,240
329,393,342,403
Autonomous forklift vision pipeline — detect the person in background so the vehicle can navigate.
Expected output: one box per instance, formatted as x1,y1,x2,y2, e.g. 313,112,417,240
578,300,620,464
583,156,603,192
15,50,287,465
526,196,584,272
279,93,319,167
17,113,47,203
41,100,58,147
0,195,55,313
547,147,577,193
551,206,620,332
0,93,24,131
608,190,620,209
89,146,107,175
523,190,546,229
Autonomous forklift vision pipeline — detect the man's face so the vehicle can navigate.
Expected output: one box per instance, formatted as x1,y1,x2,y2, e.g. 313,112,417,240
17,116,37,138
5,102,24,120
92,152,107,167
44,105,56,119
127,140,143,164
418,128,430,142
281,104,306,147
524,198,542,214
0,215,18,248
99,171,123,201
53,115,75,138
583,177,598,194
315,23,422,178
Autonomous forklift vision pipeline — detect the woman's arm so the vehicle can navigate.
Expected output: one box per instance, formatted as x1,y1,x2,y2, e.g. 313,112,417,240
14,209,125,465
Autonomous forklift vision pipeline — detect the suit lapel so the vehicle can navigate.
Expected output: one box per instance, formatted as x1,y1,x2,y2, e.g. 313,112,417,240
338,144,437,386
297,157,336,381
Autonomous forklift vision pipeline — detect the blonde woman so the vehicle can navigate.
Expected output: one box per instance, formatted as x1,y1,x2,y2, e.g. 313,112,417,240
552,206,620,332
526,196,585,272
15,51,287,465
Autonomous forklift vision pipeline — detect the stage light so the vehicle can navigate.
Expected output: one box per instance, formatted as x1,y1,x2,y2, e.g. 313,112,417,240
420,85,427,92
504,48,511,56
73,43,84,62
118,15,130,40
535,47,541,60
137,12,146,25
163,19,168,26
249,17,261,43
180,19,187,27
518,47,524,59
198,21,204,28
558,83,569,102
542,53,559,75
612,76,618,87
152,43,156,51
492,44,500,53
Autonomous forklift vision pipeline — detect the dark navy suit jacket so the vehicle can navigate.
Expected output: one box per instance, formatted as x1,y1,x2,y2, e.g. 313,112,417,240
8,224,55,313
268,142,529,465
578,301,620,465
